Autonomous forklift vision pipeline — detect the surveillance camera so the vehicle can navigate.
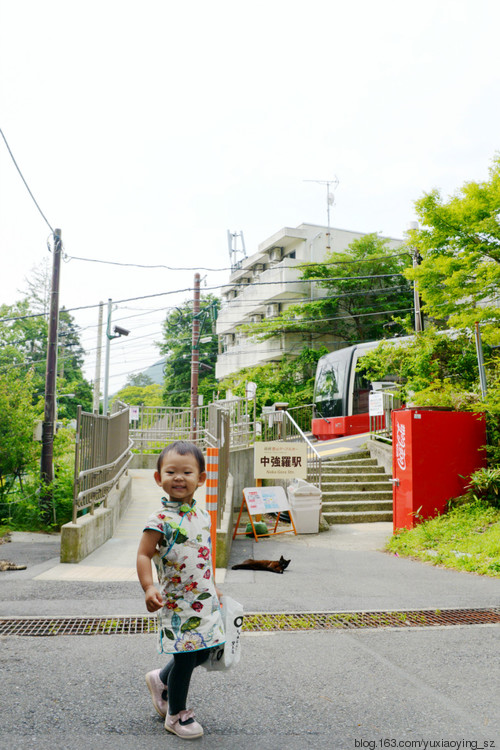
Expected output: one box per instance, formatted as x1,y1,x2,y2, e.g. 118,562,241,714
114,325,130,336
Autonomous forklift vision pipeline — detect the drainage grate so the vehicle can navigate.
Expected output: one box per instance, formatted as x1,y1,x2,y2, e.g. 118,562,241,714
0,608,499,637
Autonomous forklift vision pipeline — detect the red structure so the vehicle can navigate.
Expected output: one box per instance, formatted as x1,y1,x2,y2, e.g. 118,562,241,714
391,409,487,532
312,413,370,440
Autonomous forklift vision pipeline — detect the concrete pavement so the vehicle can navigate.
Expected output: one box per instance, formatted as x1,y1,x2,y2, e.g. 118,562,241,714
1,461,499,748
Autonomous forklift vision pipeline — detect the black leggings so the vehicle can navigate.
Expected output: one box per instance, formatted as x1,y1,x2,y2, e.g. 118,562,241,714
159,650,209,715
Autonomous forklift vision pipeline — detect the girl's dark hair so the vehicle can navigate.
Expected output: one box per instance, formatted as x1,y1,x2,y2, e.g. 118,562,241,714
156,441,205,474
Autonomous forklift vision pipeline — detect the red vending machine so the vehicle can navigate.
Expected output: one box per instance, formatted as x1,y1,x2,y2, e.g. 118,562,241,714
391,408,487,532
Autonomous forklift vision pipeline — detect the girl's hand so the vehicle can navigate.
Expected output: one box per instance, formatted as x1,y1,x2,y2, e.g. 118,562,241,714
215,586,223,601
145,585,164,612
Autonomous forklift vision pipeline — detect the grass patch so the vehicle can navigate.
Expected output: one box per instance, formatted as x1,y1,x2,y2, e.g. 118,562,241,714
387,499,500,577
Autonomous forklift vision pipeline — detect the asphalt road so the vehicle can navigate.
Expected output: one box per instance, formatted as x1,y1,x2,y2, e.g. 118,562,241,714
1,455,499,749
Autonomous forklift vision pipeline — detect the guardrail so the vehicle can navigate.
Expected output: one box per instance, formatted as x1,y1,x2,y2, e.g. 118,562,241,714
369,391,401,444
128,397,256,452
72,403,133,522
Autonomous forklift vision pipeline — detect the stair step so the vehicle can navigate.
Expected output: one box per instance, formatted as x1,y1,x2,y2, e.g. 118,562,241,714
323,499,393,513
328,450,371,461
323,510,393,524
321,479,392,492
324,459,379,469
322,490,393,502
319,465,386,475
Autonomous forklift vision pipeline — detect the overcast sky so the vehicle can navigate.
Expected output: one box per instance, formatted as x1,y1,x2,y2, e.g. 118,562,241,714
1,0,499,394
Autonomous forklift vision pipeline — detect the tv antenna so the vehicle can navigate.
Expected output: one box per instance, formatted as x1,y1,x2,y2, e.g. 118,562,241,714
227,230,247,271
304,177,339,249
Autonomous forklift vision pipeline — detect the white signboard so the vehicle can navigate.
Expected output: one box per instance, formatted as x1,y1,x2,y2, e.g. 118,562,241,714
129,406,140,422
254,441,308,479
369,391,384,417
243,486,291,516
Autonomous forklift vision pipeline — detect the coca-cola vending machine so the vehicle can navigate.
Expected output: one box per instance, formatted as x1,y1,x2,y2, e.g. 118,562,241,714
391,408,487,532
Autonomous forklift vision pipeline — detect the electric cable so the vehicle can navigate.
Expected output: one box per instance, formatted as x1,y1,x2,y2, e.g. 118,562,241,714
0,127,54,233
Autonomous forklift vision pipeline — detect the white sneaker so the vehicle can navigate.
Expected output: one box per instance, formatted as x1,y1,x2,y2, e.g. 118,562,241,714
164,708,204,739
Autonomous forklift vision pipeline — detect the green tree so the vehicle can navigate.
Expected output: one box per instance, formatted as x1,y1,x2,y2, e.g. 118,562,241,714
159,295,220,407
357,328,482,406
241,234,413,346
218,346,327,412
406,155,500,339
126,372,154,387
111,383,163,407
358,327,500,464
0,369,38,500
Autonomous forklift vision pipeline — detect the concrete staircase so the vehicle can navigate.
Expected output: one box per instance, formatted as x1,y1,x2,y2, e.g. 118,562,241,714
319,450,393,524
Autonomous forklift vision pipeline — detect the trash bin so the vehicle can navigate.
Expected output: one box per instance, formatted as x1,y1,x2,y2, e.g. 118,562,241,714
287,479,322,534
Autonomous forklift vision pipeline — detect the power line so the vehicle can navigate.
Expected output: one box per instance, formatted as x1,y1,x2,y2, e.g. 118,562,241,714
0,127,54,233
64,254,233,272
62,250,410,272
0,273,410,325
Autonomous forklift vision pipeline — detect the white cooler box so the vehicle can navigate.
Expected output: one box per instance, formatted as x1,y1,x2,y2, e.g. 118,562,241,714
287,479,322,534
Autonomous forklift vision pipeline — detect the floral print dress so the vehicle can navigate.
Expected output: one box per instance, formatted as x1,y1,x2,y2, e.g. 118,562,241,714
144,498,225,654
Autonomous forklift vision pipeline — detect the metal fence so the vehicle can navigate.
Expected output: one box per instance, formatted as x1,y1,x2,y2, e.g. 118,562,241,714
369,391,402,444
72,403,133,522
284,404,316,434
126,400,238,528
261,409,322,490
128,397,256,452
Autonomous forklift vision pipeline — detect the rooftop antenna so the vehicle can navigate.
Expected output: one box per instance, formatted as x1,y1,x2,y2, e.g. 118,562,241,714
304,177,339,250
227,230,247,271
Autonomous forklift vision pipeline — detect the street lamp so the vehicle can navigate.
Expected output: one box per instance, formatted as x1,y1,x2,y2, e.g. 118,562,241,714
103,298,130,414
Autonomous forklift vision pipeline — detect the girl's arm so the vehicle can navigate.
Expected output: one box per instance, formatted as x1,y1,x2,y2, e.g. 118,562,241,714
137,529,164,612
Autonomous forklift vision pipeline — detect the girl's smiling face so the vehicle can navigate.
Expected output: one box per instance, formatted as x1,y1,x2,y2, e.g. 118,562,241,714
154,450,206,505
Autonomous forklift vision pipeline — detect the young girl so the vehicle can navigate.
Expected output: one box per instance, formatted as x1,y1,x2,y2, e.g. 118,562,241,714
136,440,224,739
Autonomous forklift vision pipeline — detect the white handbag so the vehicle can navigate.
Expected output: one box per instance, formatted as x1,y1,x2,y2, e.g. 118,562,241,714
203,595,243,671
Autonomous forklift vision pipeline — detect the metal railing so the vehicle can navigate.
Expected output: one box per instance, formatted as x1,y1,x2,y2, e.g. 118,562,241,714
128,397,256,452
72,403,133,522
261,409,322,490
369,391,401,444
284,404,316,434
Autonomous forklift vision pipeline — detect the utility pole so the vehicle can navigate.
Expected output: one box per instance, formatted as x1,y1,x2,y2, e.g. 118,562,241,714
40,228,62,521
103,298,113,415
409,222,423,332
190,273,201,441
93,301,104,412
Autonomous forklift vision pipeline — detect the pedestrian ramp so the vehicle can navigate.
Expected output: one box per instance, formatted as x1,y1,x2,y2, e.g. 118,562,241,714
34,470,219,583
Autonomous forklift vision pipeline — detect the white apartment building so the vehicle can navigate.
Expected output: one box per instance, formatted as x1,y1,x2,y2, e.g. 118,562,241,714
215,222,402,380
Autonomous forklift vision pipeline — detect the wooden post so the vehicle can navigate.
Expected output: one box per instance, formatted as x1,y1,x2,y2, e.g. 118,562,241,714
190,273,200,441
40,228,62,522
206,447,218,574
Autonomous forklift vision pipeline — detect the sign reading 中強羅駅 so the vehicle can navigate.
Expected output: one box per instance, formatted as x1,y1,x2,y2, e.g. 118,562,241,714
254,441,308,479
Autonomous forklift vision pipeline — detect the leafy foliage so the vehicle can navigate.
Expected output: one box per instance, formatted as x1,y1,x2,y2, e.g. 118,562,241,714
358,327,500,464
466,467,500,508
0,300,92,417
406,154,500,338
387,499,500,577
111,383,163,407
218,346,327,412
239,234,413,345
0,369,38,500
357,328,481,404
159,295,220,407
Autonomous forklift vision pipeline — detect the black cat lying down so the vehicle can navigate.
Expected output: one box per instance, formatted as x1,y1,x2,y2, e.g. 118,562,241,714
231,555,290,574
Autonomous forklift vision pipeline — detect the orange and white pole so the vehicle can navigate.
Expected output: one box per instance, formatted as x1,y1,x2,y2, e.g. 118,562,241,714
205,447,218,574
